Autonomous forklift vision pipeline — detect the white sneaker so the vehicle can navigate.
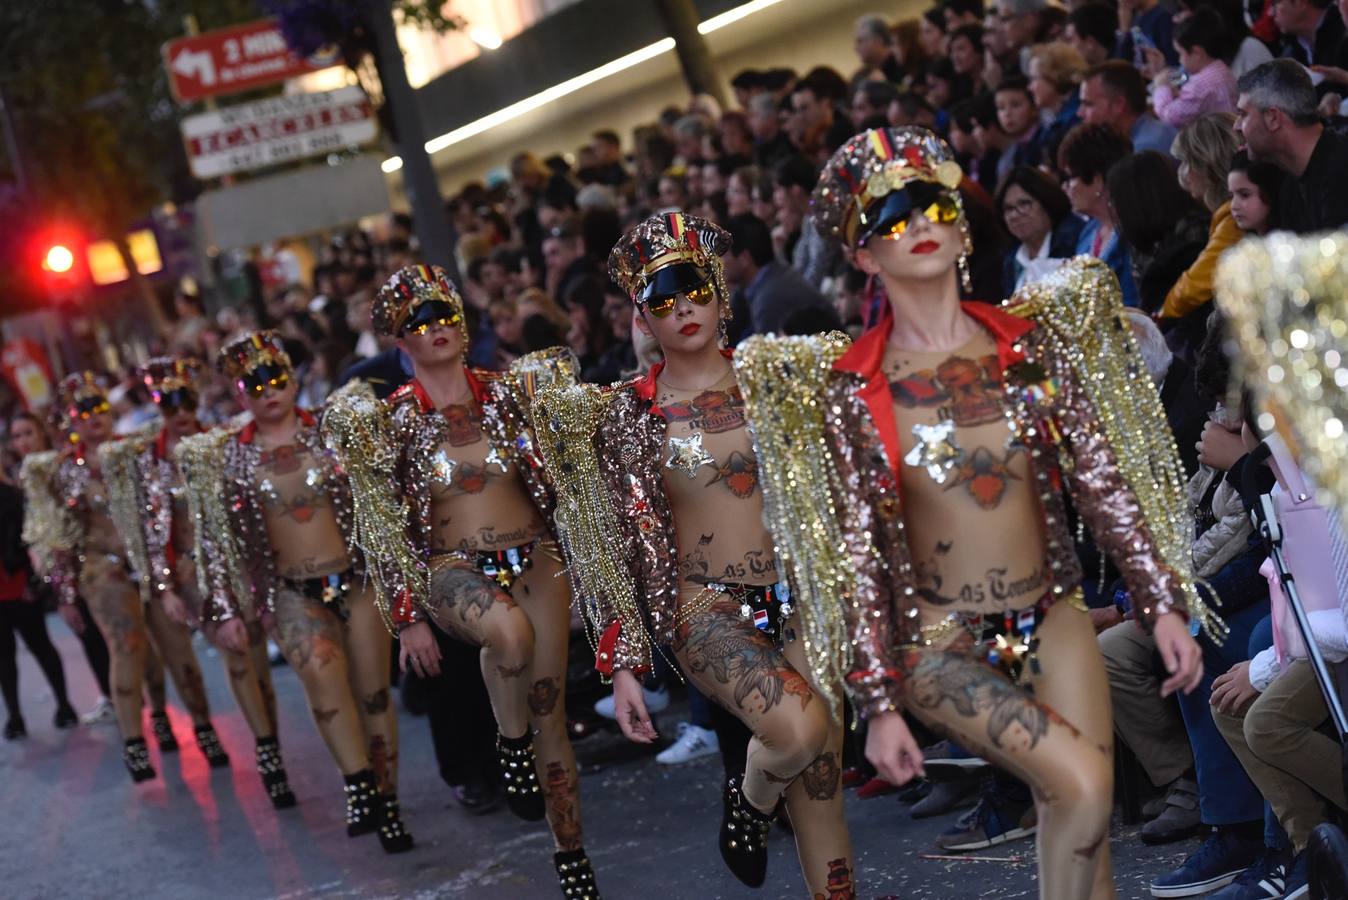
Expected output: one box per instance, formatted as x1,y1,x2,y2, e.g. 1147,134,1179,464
81,697,115,725
593,686,671,720
656,722,718,765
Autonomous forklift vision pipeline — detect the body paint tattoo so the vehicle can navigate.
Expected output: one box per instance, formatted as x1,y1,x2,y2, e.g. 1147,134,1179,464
889,354,1003,426
544,762,583,851
902,650,1050,752
675,602,811,715
800,750,841,801
312,707,339,724
428,565,512,630
440,404,485,447
529,677,561,717
708,450,759,498
943,445,1023,509
497,662,528,679
361,688,390,715
660,387,748,433
815,858,856,900
914,553,1049,607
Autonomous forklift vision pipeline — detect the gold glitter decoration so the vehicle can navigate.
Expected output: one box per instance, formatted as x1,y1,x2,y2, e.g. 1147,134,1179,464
19,449,80,560
321,379,428,634
734,330,854,718
1215,232,1348,526
1009,256,1225,643
532,381,651,668
97,425,161,602
664,432,716,478
175,428,250,608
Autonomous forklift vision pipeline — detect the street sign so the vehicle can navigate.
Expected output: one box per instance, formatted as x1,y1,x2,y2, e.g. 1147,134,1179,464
162,18,339,104
180,86,377,180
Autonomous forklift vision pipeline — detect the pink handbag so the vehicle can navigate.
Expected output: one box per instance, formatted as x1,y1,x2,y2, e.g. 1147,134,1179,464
1265,434,1340,665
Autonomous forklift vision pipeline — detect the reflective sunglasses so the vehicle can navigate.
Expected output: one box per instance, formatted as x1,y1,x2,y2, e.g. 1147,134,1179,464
875,194,961,240
406,312,463,336
157,388,198,416
73,397,110,420
642,281,716,318
240,366,291,397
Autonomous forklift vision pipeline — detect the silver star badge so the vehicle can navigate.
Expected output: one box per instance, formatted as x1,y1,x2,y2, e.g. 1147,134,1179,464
429,449,458,484
904,419,964,485
664,432,715,478
483,444,509,474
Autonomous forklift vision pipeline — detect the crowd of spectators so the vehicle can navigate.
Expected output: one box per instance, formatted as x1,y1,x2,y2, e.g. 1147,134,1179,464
6,1,1348,896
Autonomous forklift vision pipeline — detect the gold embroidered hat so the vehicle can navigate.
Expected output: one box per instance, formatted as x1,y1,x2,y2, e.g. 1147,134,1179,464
58,371,111,419
372,264,466,338
608,211,732,309
812,126,966,248
138,356,202,407
219,330,292,381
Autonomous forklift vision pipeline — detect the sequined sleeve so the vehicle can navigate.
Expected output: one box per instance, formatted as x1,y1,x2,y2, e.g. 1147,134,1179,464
176,429,245,623
97,431,161,603
19,451,81,606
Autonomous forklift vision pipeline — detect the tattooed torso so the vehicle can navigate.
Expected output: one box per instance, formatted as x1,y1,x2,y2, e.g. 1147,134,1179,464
427,403,545,554
885,328,1049,619
253,441,350,579
77,466,126,559
657,374,779,588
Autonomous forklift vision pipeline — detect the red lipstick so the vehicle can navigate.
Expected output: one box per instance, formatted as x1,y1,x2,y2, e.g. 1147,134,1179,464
433,336,449,346
679,323,702,336
911,240,940,255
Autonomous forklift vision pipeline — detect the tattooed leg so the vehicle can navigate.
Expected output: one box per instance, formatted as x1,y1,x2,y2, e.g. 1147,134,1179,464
145,597,211,724
672,598,829,813
514,554,584,851
203,616,275,741
246,619,280,734
424,560,534,740
143,630,167,713
269,583,368,776
343,586,399,793
778,615,855,899
901,602,1114,900
82,569,149,739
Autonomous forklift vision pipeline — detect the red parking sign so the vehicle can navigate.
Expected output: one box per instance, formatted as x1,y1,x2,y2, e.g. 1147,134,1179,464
162,19,339,104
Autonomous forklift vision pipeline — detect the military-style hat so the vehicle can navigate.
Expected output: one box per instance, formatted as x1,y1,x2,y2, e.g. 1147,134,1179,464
607,211,732,312
219,330,292,381
372,264,467,339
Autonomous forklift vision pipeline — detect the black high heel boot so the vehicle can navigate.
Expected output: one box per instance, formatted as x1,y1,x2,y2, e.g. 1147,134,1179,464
553,848,601,899
150,711,177,751
195,724,230,768
344,769,380,836
123,737,157,783
719,776,773,887
377,793,415,854
497,731,546,821
256,737,296,809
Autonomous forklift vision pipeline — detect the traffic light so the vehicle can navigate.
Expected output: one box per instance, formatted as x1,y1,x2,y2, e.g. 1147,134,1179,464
43,243,75,274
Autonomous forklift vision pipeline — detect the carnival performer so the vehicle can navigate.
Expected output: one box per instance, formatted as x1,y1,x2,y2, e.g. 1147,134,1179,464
324,264,600,899
178,332,411,853
532,213,855,898
735,127,1212,900
20,372,228,782
99,357,294,807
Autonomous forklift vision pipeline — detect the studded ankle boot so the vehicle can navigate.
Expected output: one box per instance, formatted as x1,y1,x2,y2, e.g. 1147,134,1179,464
378,793,415,854
150,711,177,752
344,769,380,837
718,775,773,887
553,848,601,899
255,737,296,809
194,724,230,768
497,731,546,821
123,737,156,783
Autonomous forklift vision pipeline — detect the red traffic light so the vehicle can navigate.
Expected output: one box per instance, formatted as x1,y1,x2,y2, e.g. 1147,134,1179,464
43,244,75,274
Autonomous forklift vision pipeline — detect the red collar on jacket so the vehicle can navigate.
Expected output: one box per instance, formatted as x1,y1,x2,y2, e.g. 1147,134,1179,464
632,349,735,420
154,424,202,459
238,407,317,444
833,300,1034,478
391,366,490,413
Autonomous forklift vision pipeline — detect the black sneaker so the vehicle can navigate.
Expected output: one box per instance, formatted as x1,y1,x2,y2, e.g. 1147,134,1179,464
1205,846,1288,898
936,786,1037,851
1149,830,1263,897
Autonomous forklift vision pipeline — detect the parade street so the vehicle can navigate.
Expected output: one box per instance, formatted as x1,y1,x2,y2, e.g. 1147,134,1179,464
4,621,1189,900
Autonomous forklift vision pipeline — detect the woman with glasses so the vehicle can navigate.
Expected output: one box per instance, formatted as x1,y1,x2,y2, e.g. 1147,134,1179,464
99,357,294,806
1058,121,1139,306
533,212,854,898
179,332,412,853
20,372,227,782
325,265,600,898
996,166,1084,293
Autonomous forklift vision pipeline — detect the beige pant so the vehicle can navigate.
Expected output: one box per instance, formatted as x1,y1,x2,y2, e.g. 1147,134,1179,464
1212,659,1347,851
1098,621,1192,787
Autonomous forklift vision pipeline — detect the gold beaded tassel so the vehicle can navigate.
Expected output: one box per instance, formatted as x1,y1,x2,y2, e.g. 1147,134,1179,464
97,427,159,603
320,380,428,634
18,450,81,565
1215,233,1348,528
531,382,652,668
176,429,251,605
1008,256,1226,644
734,331,855,719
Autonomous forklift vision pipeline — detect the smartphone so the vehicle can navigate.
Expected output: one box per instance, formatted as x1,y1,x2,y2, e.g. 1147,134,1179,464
1131,26,1158,70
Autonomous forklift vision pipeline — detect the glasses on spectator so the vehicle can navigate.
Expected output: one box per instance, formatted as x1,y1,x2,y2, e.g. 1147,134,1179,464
406,313,463,336
876,195,960,240
642,282,716,318
1003,198,1039,219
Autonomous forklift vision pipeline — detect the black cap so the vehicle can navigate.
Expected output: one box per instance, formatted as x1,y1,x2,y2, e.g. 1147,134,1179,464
856,181,947,246
640,262,712,301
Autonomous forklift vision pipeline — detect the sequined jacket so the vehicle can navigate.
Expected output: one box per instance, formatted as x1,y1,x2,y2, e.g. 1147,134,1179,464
379,367,558,629
194,409,356,623
829,302,1191,718
100,428,193,604
19,444,119,606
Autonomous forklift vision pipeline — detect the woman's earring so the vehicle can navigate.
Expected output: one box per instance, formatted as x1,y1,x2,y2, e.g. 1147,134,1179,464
957,254,973,294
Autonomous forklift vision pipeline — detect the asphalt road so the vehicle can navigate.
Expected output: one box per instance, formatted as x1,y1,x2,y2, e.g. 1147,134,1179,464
0,618,1198,899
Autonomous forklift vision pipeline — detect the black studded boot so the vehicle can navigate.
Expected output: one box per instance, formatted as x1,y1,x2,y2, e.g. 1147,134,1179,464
497,731,546,821
344,769,380,837
553,848,601,899
256,737,296,809
123,737,156,783
150,711,177,751
718,775,773,887
194,724,230,768
377,793,415,854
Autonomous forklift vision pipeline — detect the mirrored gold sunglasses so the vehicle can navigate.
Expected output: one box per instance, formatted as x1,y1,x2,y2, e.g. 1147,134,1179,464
643,281,716,318
877,195,961,241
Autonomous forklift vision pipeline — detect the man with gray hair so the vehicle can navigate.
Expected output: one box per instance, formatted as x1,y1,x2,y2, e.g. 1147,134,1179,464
853,14,903,82
1235,59,1348,233
994,0,1053,56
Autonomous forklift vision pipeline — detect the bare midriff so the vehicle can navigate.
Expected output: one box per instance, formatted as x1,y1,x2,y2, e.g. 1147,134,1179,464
657,372,779,594
253,442,349,580
427,403,545,554
884,328,1049,628
80,470,127,559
